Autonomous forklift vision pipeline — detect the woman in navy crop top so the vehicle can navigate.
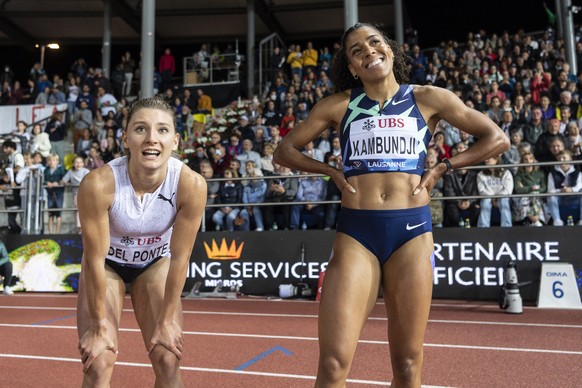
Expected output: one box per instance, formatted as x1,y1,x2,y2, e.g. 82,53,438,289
274,23,508,386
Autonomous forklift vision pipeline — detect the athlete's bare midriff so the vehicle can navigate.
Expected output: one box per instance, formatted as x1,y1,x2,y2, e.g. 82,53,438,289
342,172,430,210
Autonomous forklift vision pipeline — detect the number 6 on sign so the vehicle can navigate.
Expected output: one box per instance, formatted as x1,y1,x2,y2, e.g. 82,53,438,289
537,263,582,309
552,281,564,299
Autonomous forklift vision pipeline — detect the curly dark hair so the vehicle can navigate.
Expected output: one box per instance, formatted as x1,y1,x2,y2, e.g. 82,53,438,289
330,22,411,92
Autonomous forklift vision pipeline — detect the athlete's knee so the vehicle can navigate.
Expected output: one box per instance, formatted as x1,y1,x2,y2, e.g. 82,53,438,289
149,345,180,378
318,353,351,383
391,353,422,384
83,351,117,383
89,350,117,371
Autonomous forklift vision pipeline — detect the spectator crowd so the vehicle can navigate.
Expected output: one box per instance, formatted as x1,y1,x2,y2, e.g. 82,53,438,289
1,26,582,233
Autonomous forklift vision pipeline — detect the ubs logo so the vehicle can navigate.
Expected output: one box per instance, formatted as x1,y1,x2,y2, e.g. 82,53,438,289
120,236,134,246
362,119,375,131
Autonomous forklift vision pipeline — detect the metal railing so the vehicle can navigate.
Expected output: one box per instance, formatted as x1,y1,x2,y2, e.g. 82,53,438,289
1,159,581,234
0,169,78,234
183,53,241,87
258,33,286,97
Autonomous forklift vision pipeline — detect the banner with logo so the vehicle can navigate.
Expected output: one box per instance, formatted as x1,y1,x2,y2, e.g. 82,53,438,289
0,103,68,134
187,231,332,296
190,228,582,301
3,228,582,301
431,227,578,301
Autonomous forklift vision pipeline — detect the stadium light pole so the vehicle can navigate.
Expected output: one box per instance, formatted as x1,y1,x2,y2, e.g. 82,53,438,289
344,0,358,29
564,0,578,75
37,43,60,70
140,0,155,98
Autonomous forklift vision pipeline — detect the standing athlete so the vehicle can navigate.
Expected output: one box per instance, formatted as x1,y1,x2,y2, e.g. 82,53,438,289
275,23,508,386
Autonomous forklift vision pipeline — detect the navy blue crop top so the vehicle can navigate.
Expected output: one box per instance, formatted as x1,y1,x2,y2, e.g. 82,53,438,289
339,85,432,177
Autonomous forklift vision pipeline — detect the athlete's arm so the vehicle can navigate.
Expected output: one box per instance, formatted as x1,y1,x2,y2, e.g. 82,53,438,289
77,166,117,371
413,86,509,195
417,85,509,169
78,167,113,321
148,166,207,358
274,92,356,194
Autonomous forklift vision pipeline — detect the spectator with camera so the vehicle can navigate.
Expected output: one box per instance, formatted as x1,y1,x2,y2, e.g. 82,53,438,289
263,163,298,230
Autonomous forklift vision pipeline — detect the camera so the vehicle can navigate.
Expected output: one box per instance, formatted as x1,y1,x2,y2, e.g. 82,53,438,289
279,283,313,298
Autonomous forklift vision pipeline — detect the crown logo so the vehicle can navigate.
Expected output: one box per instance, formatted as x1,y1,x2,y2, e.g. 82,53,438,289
203,238,244,260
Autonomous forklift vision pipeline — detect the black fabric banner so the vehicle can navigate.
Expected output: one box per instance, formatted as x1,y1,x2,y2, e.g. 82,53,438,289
4,228,582,302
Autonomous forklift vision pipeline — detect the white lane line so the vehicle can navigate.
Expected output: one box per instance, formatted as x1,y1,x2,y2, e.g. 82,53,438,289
0,353,453,387
423,343,582,355
0,294,538,308
0,323,581,356
426,319,582,329
1,305,581,329
0,295,566,315
0,306,77,311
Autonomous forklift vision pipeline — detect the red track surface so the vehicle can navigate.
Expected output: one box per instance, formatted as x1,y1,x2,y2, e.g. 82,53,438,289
0,294,580,387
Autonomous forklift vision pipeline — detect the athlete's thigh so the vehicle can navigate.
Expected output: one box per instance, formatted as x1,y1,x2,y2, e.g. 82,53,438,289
382,232,434,354
77,264,126,341
318,232,382,357
130,258,183,345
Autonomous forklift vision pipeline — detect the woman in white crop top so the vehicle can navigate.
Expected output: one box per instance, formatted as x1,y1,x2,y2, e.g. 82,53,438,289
275,23,508,387
76,96,207,386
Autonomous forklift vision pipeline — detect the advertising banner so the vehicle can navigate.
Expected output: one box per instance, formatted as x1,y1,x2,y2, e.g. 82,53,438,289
3,228,582,302
431,227,576,301
0,103,68,134
186,231,332,296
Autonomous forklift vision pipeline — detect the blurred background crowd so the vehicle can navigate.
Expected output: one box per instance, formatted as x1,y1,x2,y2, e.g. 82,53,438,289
1,16,582,234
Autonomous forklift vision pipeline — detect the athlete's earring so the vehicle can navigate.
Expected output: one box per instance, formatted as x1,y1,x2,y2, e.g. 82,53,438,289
353,73,359,79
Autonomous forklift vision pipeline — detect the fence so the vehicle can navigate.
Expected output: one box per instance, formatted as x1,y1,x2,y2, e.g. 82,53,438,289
1,159,581,235
183,53,241,87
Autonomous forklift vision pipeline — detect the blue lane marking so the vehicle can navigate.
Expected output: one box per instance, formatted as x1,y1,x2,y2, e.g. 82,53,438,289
32,314,77,326
234,346,293,371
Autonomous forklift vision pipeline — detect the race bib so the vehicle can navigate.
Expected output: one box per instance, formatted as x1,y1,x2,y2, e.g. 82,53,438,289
349,115,419,160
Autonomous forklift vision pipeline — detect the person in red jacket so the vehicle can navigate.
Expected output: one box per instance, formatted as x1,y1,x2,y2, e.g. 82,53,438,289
159,48,176,91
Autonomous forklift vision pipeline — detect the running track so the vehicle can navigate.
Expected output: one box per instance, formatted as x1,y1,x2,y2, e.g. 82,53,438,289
0,294,580,387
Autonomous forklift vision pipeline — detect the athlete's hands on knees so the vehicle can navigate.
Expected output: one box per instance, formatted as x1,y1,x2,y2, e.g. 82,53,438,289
148,320,184,360
78,319,118,373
